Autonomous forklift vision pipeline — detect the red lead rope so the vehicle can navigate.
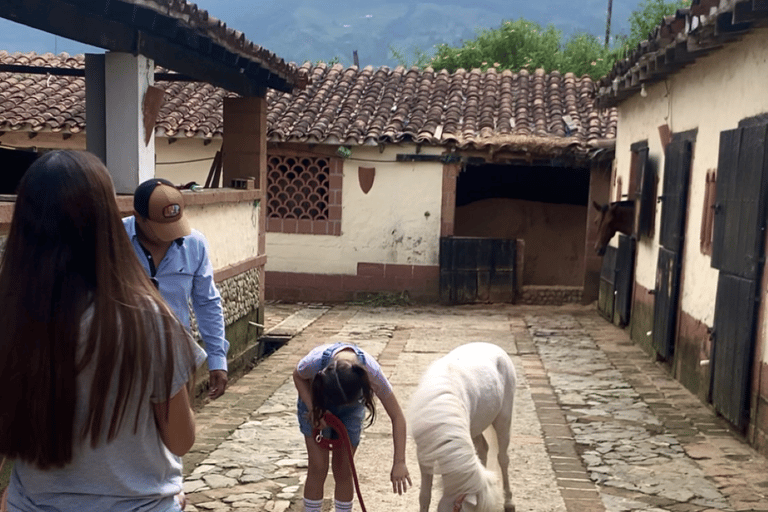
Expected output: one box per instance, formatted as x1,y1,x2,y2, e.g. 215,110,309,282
313,412,367,512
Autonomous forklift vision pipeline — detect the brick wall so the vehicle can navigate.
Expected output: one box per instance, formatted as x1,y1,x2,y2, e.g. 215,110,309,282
266,262,440,303
518,285,583,305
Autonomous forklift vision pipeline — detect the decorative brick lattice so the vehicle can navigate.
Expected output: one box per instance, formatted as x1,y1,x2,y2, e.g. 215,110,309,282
266,151,343,235
268,154,329,220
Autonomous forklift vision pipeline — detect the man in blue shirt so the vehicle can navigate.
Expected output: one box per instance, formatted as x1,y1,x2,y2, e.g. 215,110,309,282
123,178,230,399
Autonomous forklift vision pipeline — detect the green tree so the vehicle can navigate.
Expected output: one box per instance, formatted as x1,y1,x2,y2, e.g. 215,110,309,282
389,0,691,79
415,18,612,79
560,32,613,79
388,44,432,69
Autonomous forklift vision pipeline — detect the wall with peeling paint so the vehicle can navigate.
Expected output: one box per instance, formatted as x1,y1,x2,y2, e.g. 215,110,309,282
265,144,443,275
613,30,768,328
184,200,260,270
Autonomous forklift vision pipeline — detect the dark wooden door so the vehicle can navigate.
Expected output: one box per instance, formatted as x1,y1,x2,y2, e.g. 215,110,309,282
712,273,757,430
615,234,636,327
598,245,617,321
439,237,517,305
653,247,679,359
652,138,692,359
710,124,768,431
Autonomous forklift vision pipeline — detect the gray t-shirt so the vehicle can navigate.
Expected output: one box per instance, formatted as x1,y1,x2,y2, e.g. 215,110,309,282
6,304,207,512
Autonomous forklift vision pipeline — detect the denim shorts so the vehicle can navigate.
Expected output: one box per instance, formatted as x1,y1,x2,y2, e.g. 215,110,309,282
297,398,366,447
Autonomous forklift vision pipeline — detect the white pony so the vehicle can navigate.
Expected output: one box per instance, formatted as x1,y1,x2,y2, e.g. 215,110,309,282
408,342,516,512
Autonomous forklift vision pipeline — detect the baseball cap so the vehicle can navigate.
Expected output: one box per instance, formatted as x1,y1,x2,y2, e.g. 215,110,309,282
134,178,191,242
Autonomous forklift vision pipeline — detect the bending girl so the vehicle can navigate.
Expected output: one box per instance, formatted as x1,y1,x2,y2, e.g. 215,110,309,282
293,342,411,512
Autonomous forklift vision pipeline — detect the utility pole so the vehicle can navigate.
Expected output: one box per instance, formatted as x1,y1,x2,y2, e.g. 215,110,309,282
605,0,613,47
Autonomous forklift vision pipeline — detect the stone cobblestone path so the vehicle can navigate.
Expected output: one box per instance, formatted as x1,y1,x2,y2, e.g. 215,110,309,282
526,314,726,511
183,304,768,512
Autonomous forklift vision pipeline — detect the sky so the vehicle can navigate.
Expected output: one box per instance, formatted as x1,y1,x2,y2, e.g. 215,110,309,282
0,1,639,68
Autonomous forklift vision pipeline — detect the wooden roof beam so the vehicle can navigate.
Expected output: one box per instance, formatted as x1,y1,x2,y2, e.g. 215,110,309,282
0,63,201,82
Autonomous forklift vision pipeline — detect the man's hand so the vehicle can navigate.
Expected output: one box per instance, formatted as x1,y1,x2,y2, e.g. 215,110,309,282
208,369,228,399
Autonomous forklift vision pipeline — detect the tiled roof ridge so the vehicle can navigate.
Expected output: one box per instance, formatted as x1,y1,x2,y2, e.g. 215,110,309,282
0,53,616,157
596,0,768,106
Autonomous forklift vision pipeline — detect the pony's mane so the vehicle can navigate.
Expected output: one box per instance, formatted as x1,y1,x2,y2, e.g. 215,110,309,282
408,370,491,498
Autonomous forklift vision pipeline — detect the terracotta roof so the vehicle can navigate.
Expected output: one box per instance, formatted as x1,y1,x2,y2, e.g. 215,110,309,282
0,52,616,159
596,0,768,107
268,63,616,158
0,0,308,94
128,0,302,85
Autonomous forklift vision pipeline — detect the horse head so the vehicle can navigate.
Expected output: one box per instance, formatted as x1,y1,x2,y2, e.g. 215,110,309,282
593,200,635,256
436,468,505,512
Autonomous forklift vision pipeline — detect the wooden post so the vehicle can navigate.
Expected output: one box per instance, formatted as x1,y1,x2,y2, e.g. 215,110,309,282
104,52,156,193
222,95,268,314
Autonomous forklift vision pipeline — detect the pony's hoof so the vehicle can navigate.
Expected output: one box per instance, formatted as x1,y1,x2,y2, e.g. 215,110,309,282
504,505,515,512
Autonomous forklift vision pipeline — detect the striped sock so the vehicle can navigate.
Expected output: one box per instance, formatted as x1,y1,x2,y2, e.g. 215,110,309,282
334,499,353,512
304,497,323,512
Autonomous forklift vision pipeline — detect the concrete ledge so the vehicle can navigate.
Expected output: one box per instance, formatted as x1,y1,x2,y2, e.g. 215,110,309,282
116,188,263,215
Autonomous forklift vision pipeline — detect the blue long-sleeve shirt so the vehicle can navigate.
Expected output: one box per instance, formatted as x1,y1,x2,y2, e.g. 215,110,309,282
123,216,229,372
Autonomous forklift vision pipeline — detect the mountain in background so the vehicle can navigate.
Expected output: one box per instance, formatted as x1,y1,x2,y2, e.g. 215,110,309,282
0,0,637,68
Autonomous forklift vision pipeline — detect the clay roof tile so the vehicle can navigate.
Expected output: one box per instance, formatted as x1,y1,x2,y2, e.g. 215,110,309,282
0,53,615,157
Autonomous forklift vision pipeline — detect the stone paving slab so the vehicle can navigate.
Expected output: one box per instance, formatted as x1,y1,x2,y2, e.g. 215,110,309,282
265,305,330,337
184,303,768,512
185,304,566,512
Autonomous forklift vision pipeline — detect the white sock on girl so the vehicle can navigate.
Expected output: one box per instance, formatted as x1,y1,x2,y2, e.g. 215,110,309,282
303,497,323,512
334,498,353,512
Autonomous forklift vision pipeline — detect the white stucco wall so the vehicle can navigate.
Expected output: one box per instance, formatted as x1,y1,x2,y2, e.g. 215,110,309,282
267,144,444,274
184,200,259,270
153,140,444,275
613,30,768,328
155,138,223,187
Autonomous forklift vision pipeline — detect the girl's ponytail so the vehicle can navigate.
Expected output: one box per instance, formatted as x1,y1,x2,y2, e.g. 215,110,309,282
310,370,327,429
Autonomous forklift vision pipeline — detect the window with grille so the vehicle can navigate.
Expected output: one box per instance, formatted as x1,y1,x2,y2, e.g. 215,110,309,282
266,152,342,235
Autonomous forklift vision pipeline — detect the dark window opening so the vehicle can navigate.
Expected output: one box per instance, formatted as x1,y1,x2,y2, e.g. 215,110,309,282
0,147,38,194
456,163,590,207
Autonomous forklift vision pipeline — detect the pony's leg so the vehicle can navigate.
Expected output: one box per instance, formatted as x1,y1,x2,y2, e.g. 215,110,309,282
472,433,489,467
418,464,433,512
493,406,515,512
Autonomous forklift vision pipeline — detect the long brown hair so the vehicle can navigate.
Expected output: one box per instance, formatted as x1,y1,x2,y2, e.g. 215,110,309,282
310,359,376,429
0,150,192,469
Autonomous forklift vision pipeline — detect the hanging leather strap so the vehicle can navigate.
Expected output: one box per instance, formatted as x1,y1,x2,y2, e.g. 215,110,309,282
0,457,8,512
313,412,367,512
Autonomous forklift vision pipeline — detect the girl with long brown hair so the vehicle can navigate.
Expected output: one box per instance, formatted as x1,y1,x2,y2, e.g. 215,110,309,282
0,150,206,511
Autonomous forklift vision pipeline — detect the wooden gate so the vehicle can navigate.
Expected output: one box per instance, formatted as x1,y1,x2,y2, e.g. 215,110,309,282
439,237,517,305
598,235,635,326
710,124,768,431
598,245,617,321
652,137,692,360
615,234,636,327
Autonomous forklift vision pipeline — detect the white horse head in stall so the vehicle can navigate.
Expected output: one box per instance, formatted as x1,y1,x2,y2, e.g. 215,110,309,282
408,342,517,512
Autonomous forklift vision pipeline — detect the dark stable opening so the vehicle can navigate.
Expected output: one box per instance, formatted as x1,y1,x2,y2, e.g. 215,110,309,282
456,163,590,207
0,147,39,194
